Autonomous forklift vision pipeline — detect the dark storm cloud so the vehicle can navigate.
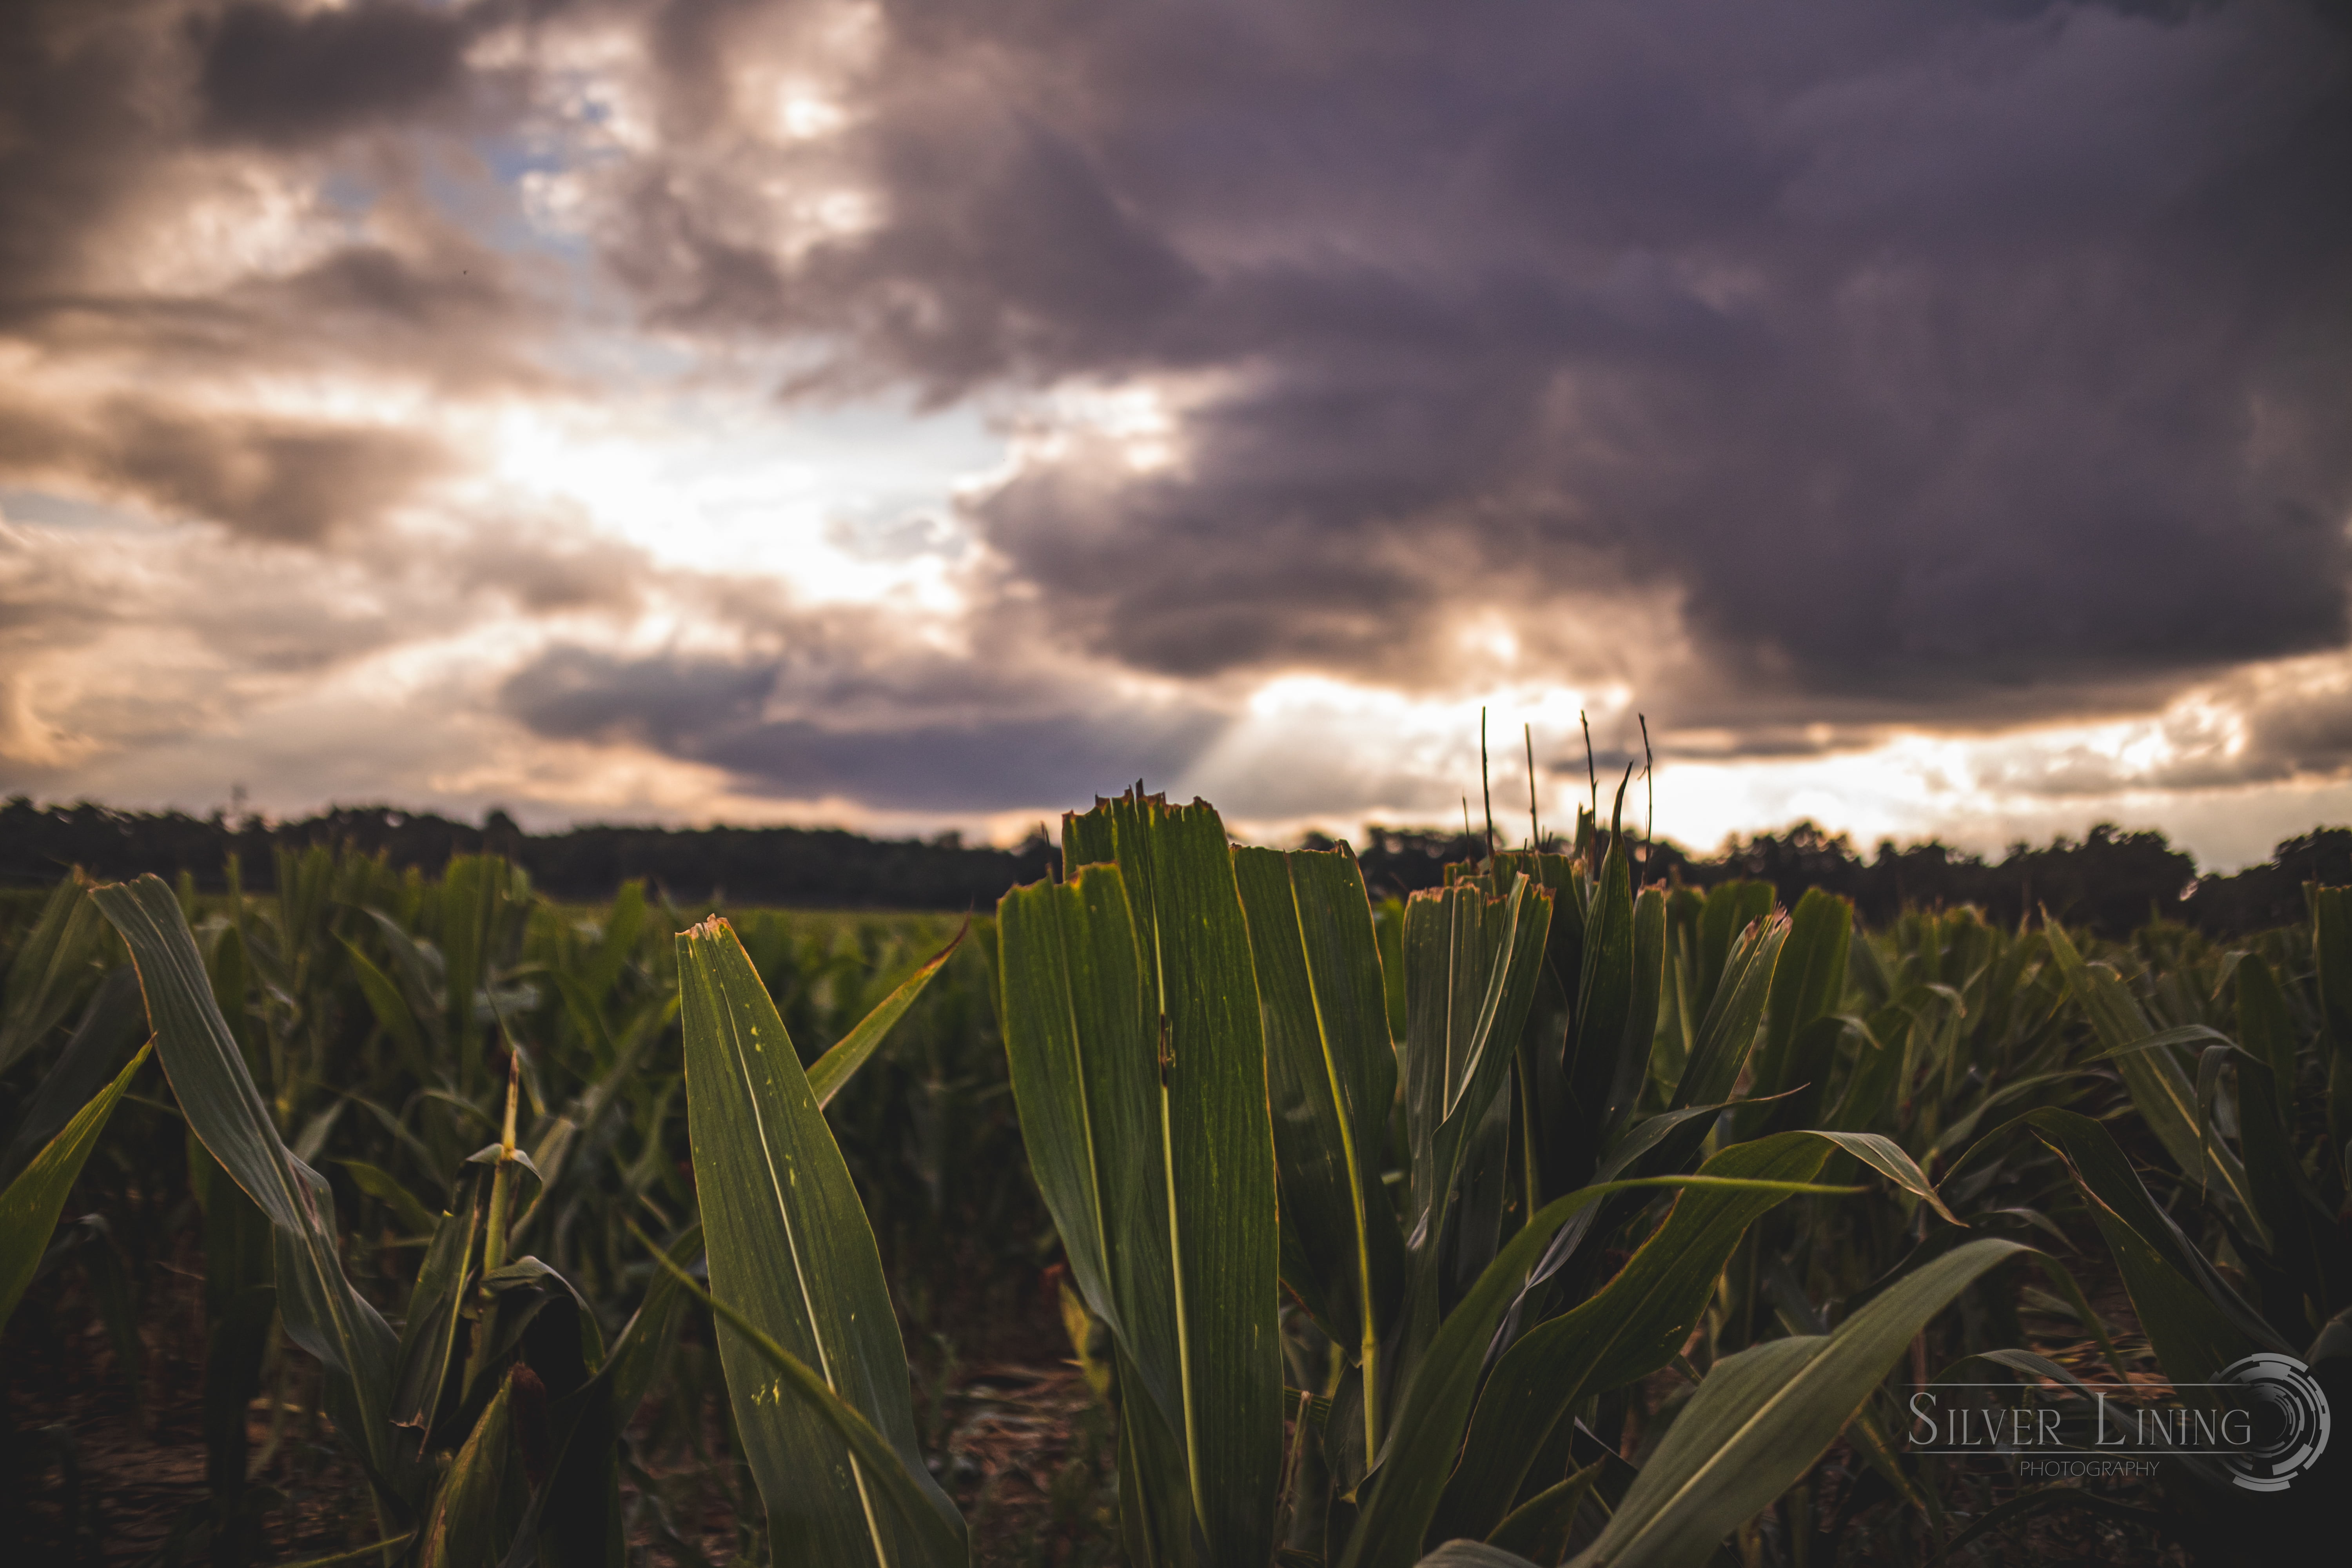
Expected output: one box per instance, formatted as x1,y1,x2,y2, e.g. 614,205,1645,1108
0,0,178,303
499,643,1225,811
0,393,448,543
194,1,479,146
592,0,2352,716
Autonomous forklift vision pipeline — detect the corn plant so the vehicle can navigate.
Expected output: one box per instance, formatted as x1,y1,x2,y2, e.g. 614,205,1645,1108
73,874,960,1565
0,875,150,1372
982,788,2065,1568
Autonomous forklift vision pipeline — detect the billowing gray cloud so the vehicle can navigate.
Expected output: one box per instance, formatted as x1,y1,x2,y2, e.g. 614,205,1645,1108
500,642,1225,811
584,0,2352,715
194,0,481,147
0,392,450,543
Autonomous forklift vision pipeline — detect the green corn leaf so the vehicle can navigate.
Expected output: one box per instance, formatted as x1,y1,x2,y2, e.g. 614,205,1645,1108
605,1222,705,1430
638,1229,969,1567
338,935,434,1082
1822,1009,1904,1134
0,872,110,1077
418,1365,520,1568
2313,886,2352,1151
1396,869,1554,1382
806,919,967,1109
999,860,1209,1564
391,1162,490,1445
1692,881,1772,1022
2232,960,2352,1313
92,875,410,1498
1565,798,1637,1171
1746,891,1851,1132
1564,1238,2032,1568
2042,923,2264,1244
1503,918,1787,1314
2085,1022,2236,1062
583,878,647,1004
2024,1107,2286,1383
677,916,964,1568
338,1158,441,1238
1802,1131,1962,1227
1234,844,1406,1451
1606,887,1669,1141
1670,917,1788,1114
0,1038,151,1329
1437,1132,1851,1543
997,865,1152,1353
1009,792,1285,1568
1485,1462,1602,1563
2232,955,2300,1125
1485,851,1579,1204
360,908,448,1036
439,856,505,1085
0,964,145,1187
1341,1170,1866,1568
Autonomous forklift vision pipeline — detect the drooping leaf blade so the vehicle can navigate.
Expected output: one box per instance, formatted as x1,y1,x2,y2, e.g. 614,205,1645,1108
1341,1170,1867,1568
92,876,408,1495
1564,1239,2032,1568
2024,1107,2286,1383
1436,1132,1842,1542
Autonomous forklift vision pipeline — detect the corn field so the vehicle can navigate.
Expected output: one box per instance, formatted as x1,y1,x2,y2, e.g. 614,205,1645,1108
1,790,2346,1566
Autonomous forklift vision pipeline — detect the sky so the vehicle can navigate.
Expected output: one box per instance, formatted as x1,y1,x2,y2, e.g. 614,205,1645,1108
4,0,2351,869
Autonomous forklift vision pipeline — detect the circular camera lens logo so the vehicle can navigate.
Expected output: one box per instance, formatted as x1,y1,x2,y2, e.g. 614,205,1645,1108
2218,1353,2331,1492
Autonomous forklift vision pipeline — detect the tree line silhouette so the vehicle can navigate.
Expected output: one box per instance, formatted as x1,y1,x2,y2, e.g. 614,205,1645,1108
4,796,2346,936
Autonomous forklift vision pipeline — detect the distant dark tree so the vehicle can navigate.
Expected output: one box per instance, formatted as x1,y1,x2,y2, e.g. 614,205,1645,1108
1686,821,1867,911
1639,819,2194,937
2185,827,2352,935
1345,826,1489,900
0,797,1056,911
5,791,2345,938
1984,824,2194,935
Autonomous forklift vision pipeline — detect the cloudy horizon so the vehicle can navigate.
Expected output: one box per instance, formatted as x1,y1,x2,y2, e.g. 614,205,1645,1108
5,0,2351,870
